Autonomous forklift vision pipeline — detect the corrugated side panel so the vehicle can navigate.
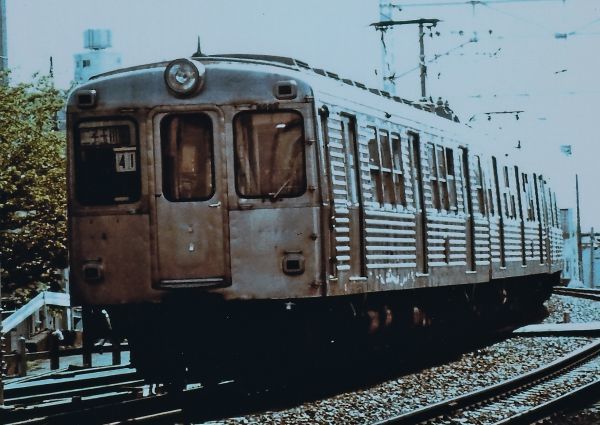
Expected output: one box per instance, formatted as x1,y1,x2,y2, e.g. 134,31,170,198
550,226,563,264
503,218,523,263
490,219,502,264
524,221,541,263
364,209,417,269
326,114,352,272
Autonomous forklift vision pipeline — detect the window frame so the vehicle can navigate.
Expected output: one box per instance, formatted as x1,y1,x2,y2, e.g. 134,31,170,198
232,109,307,200
367,126,384,206
427,142,458,213
74,117,141,206
160,112,216,203
391,132,408,207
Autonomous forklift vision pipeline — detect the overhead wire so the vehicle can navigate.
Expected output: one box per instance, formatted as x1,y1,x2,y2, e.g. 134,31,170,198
393,38,478,80
480,2,554,33
397,0,587,7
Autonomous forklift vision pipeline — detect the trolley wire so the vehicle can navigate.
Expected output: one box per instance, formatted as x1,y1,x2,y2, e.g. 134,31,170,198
396,0,590,8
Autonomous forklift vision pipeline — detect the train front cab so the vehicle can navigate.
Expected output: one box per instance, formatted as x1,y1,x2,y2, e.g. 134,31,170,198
67,60,325,308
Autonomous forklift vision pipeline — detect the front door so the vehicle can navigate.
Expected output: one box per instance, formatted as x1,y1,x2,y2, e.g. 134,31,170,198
154,110,227,288
226,107,321,298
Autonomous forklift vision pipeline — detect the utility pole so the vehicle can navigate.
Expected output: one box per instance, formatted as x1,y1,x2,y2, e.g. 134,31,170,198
576,174,583,283
378,0,397,95
591,227,595,288
372,18,440,100
0,0,7,84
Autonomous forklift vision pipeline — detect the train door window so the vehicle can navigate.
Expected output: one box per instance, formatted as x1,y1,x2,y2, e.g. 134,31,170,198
75,119,141,205
502,165,516,218
446,147,457,211
161,113,214,201
427,143,441,210
233,111,306,198
549,191,556,226
368,127,383,205
474,155,486,215
391,133,407,207
341,118,359,204
522,173,533,221
502,166,509,217
488,188,495,216
379,130,395,205
511,168,518,219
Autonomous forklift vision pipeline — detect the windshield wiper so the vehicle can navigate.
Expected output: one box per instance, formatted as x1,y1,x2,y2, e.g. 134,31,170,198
269,178,291,201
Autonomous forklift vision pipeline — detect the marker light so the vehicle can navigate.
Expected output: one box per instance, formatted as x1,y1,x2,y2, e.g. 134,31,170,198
164,59,205,96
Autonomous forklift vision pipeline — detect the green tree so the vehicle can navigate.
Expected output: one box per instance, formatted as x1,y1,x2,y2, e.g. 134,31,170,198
0,72,67,304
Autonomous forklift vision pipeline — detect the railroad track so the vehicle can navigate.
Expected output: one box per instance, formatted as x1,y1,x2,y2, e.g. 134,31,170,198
553,286,600,302
374,339,600,424
2,364,149,424
2,362,245,425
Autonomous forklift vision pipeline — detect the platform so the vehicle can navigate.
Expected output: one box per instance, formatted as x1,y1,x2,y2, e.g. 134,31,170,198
513,321,600,336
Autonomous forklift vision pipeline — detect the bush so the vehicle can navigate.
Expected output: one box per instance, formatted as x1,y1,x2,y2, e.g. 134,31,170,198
0,72,68,304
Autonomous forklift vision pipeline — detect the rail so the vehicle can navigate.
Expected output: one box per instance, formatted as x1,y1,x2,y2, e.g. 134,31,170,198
553,286,600,302
373,339,600,424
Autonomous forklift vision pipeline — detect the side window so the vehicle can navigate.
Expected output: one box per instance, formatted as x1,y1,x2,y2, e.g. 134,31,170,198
474,155,486,215
341,117,359,204
446,147,457,211
379,130,395,205
427,142,456,212
501,165,518,219
502,166,510,217
436,146,449,210
512,167,519,219
391,133,407,207
427,143,441,210
161,113,214,201
549,190,556,226
367,127,383,205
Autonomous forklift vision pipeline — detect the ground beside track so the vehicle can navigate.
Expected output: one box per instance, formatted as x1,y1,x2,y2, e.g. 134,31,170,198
200,294,600,425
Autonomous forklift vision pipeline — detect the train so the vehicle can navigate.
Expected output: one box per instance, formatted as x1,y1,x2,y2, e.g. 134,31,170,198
67,53,563,383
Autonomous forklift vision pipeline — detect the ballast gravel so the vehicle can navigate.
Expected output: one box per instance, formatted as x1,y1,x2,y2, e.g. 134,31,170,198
205,294,599,425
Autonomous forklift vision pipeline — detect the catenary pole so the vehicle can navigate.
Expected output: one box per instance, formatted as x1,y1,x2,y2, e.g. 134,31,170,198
371,18,440,100
576,174,583,283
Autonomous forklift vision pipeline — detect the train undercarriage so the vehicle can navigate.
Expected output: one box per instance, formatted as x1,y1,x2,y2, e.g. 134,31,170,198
95,272,559,387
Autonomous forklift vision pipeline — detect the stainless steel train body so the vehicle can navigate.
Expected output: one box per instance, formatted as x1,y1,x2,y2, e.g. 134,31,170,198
67,55,563,310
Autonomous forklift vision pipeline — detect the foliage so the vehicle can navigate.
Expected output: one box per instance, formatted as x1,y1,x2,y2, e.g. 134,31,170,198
0,71,68,304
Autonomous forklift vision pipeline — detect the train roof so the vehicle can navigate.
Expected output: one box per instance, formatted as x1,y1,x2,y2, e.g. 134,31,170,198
202,54,462,123
81,54,535,167
89,53,460,122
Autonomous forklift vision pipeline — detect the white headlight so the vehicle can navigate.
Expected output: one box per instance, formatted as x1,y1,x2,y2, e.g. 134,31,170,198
164,59,205,96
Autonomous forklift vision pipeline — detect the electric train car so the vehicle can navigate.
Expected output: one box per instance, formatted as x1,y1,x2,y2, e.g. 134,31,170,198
67,54,563,381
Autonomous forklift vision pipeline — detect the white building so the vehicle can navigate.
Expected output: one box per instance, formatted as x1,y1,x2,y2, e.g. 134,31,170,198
582,232,599,288
74,29,122,83
560,208,580,284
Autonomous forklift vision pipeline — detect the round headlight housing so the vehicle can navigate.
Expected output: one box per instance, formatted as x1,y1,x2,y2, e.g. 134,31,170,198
164,59,205,96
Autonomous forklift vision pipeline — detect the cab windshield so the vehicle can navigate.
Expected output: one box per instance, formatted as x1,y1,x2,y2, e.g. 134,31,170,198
74,120,140,205
233,111,306,199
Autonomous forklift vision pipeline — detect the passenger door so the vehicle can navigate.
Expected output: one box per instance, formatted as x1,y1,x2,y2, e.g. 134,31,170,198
153,109,228,288
226,106,322,298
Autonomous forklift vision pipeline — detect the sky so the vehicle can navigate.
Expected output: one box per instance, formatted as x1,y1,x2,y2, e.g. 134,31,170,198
5,0,600,230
